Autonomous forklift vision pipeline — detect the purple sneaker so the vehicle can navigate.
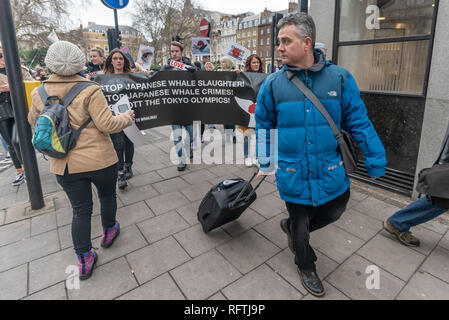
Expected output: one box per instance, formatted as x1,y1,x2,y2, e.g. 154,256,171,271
77,249,97,281
101,221,120,248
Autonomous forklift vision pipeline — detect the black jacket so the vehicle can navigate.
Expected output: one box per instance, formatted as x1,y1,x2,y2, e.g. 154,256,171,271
0,68,14,121
160,56,196,71
84,62,104,74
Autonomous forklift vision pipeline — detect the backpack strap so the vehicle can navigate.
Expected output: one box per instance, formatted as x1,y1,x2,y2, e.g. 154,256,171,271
37,84,50,105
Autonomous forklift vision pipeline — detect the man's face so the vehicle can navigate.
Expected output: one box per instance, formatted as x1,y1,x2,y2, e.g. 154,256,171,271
277,24,312,67
170,45,183,62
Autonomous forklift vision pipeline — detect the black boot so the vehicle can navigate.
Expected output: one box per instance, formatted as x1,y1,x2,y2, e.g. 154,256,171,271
124,163,133,180
117,170,128,190
298,268,325,297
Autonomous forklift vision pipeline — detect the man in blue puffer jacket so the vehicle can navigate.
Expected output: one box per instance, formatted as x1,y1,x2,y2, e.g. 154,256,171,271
255,13,387,297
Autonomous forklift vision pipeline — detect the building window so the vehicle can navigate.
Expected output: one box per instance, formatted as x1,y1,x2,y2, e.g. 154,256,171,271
267,28,270,34
247,31,250,37
88,44,92,50
237,33,240,39
244,22,247,28
104,45,108,51
253,39,256,47
260,39,264,46
239,23,243,29
88,29,92,33
266,50,269,58
336,0,436,95
247,40,251,48
260,50,263,57
260,29,264,35
253,50,256,54
253,30,256,36
267,38,270,45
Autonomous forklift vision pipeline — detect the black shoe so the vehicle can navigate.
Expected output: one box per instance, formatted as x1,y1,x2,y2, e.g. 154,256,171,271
124,163,133,180
280,219,294,253
117,171,128,190
298,268,325,297
177,162,187,171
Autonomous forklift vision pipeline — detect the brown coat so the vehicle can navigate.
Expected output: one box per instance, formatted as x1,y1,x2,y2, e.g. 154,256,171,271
28,74,132,175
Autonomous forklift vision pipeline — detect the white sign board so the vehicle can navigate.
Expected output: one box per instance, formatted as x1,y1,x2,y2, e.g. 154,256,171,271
224,41,251,64
111,95,146,146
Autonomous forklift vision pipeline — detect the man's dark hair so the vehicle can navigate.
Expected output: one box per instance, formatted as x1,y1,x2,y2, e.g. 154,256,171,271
170,41,184,52
277,12,316,48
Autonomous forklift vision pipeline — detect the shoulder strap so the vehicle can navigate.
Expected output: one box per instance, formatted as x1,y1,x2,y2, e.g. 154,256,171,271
61,82,97,108
286,71,341,139
37,84,49,105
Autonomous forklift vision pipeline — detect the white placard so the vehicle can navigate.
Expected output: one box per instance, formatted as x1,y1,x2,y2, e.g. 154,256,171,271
111,95,146,146
224,41,251,64
136,45,154,70
192,37,211,56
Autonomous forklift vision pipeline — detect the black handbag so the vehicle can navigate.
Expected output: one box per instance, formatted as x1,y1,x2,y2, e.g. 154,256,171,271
416,122,449,209
287,71,359,174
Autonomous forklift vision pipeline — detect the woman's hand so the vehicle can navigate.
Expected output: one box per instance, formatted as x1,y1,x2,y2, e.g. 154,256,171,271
124,109,135,121
0,83,10,93
235,69,242,74
145,70,155,76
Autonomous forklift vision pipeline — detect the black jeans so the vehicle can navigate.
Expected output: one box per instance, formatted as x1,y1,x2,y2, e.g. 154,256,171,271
56,164,118,255
0,118,22,169
285,189,350,271
111,132,134,171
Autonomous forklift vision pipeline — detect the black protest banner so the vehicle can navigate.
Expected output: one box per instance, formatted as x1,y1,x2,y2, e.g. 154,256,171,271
92,71,267,130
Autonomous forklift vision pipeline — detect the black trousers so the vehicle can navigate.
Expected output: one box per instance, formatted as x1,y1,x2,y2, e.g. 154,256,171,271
111,132,134,171
0,118,22,169
285,189,350,271
56,164,118,255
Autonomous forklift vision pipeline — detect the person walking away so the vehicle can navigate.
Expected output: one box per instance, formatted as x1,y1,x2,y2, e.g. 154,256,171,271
255,13,387,297
104,49,136,189
28,41,134,280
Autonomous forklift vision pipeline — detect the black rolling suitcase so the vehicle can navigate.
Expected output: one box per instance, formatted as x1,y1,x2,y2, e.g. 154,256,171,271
197,170,266,233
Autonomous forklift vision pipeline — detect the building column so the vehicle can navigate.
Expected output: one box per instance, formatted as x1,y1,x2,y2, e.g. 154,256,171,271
413,0,449,198
309,0,335,60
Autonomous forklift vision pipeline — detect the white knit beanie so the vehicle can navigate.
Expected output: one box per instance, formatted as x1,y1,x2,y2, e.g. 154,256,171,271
45,41,85,76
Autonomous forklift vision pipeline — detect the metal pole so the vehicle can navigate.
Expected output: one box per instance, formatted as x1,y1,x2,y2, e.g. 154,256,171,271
0,0,44,210
114,9,120,49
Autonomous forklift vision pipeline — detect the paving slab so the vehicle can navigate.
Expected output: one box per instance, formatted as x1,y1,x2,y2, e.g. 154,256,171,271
439,231,449,251
221,208,266,237
249,194,287,219
396,271,449,300
0,230,60,273
0,209,5,225
117,273,185,300
68,257,138,300
217,229,280,274
420,246,449,283
55,206,73,227
266,248,339,295
181,168,217,185
156,165,191,180
179,181,213,202
222,264,302,300
381,226,442,256
29,248,75,294
254,212,289,249
176,200,201,226
116,201,155,228
126,236,190,284
0,219,30,247
93,224,148,266
174,224,232,258
137,211,190,243
206,164,241,177
145,191,190,215
327,254,405,300
352,197,401,222
170,250,241,300
421,219,449,235
152,177,190,194
31,212,57,236
127,171,164,188
309,224,365,264
117,184,159,206
23,283,67,300
0,264,27,300
333,209,382,241
358,233,426,281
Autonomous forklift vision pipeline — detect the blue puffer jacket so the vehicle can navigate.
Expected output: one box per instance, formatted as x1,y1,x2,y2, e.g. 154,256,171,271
255,50,387,206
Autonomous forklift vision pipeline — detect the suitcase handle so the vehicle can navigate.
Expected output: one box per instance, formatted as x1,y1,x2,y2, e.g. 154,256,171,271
230,170,266,208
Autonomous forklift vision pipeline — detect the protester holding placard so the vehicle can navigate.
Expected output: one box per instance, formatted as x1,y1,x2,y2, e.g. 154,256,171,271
236,54,265,167
161,41,196,171
104,48,136,189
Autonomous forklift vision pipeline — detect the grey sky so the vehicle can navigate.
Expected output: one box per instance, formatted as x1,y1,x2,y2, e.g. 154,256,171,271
70,0,298,28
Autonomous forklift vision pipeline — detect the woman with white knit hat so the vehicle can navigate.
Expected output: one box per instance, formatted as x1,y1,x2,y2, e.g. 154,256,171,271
28,41,135,280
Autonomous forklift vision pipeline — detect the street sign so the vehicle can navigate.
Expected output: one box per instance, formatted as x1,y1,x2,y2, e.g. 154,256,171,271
200,18,210,37
101,0,129,10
